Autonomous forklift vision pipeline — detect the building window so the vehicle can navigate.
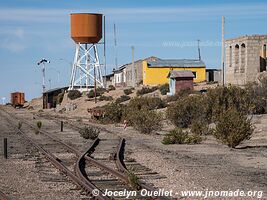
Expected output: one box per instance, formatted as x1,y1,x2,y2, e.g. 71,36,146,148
192,72,197,78
260,44,266,72
229,46,232,67
234,44,239,73
240,43,246,73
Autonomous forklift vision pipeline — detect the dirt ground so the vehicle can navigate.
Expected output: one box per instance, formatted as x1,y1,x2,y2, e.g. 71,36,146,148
0,104,267,199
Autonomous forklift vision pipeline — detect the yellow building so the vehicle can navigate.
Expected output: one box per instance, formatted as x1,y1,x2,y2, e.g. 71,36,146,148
143,59,206,85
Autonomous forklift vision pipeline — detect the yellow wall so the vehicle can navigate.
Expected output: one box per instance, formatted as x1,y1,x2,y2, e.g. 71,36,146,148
143,61,206,85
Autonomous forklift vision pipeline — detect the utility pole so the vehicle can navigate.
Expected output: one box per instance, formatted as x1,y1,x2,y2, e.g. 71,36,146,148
103,15,107,88
197,39,201,61
222,16,225,86
37,58,50,93
131,46,135,87
114,23,118,69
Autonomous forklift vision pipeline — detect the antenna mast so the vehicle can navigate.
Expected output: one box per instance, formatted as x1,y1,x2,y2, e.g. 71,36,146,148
197,39,201,61
222,16,225,86
114,23,118,69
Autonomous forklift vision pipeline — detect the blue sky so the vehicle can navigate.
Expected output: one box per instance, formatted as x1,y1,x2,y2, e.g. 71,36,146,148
0,0,267,102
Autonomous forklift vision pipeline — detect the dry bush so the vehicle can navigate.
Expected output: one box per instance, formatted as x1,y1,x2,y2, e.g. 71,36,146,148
124,88,134,95
206,85,266,121
115,95,131,104
213,108,254,148
102,102,125,123
166,95,208,128
136,86,158,96
99,95,113,101
190,119,212,135
87,88,106,98
108,85,116,91
127,97,166,111
68,90,81,100
162,128,202,145
159,83,169,95
165,88,191,102
79,126,100,140
126,109,162,134
127,168,141,190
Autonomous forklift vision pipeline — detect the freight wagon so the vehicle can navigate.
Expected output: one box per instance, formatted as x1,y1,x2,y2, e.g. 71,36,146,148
11,92,25,108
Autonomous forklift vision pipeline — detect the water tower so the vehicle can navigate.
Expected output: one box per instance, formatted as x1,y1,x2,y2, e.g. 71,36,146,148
69,13,104,91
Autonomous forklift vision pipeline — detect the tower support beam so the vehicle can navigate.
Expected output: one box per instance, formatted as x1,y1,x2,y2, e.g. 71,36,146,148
69,43,104,91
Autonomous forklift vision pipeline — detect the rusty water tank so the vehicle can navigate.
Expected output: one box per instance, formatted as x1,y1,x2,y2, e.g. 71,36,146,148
71,13,102,44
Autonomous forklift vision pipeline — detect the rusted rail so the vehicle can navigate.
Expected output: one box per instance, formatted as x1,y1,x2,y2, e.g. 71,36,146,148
0,108,105,199
75,139,109,200
116,139,171,200
21,120,81,156
1,108,171,200
18,129,107,200
82,138,171,200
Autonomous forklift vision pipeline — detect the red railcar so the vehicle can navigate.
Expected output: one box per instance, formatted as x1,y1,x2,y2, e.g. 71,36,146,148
11,92,25,107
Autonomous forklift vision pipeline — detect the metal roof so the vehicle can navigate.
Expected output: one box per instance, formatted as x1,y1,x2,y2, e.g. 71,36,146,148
43,87,69,94
167,70,195,78
148,59,205,68
113,56,160,73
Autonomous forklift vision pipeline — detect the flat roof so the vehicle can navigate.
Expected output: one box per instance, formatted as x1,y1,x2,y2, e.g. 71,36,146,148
148,59,205,68
168,70,195,78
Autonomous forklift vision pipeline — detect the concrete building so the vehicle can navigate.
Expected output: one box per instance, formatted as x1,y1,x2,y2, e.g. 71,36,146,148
43,87,68,109
103,73,114,87
125,56,159,86
206,69,221,82
113,66,126,87
109,56,159,88
168,70,194,95
143,59,206,86
225,35,267,85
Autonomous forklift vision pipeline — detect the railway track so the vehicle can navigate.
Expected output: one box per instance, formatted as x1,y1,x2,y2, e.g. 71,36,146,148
0,107,172,199
36,113,171,199
0,108,107,199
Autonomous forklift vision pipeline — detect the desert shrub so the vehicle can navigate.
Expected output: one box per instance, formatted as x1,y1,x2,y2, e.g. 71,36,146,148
165,94,180,102
99,95,113,101
190,120,212,135
206,85,266,121
127,169,141,190
245,82,266,114
116,95,131,104
36,121,42,129
87,90,99,98
166,95,208,128
159,83,169,95
57,92,64,104
162,128,202,145
136,86,158,96
127,97,166,111
102,102,125,123
126,109,162,134
68,90,81,100
35,121,42,134
108,85,116,91
165,88,191,102
124,88,134,95
87,88,106,98
213,108,254,148
18,121,22,130
79,126,100,140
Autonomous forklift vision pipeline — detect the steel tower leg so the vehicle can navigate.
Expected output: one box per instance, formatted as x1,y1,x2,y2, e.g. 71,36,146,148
69,43,104,92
